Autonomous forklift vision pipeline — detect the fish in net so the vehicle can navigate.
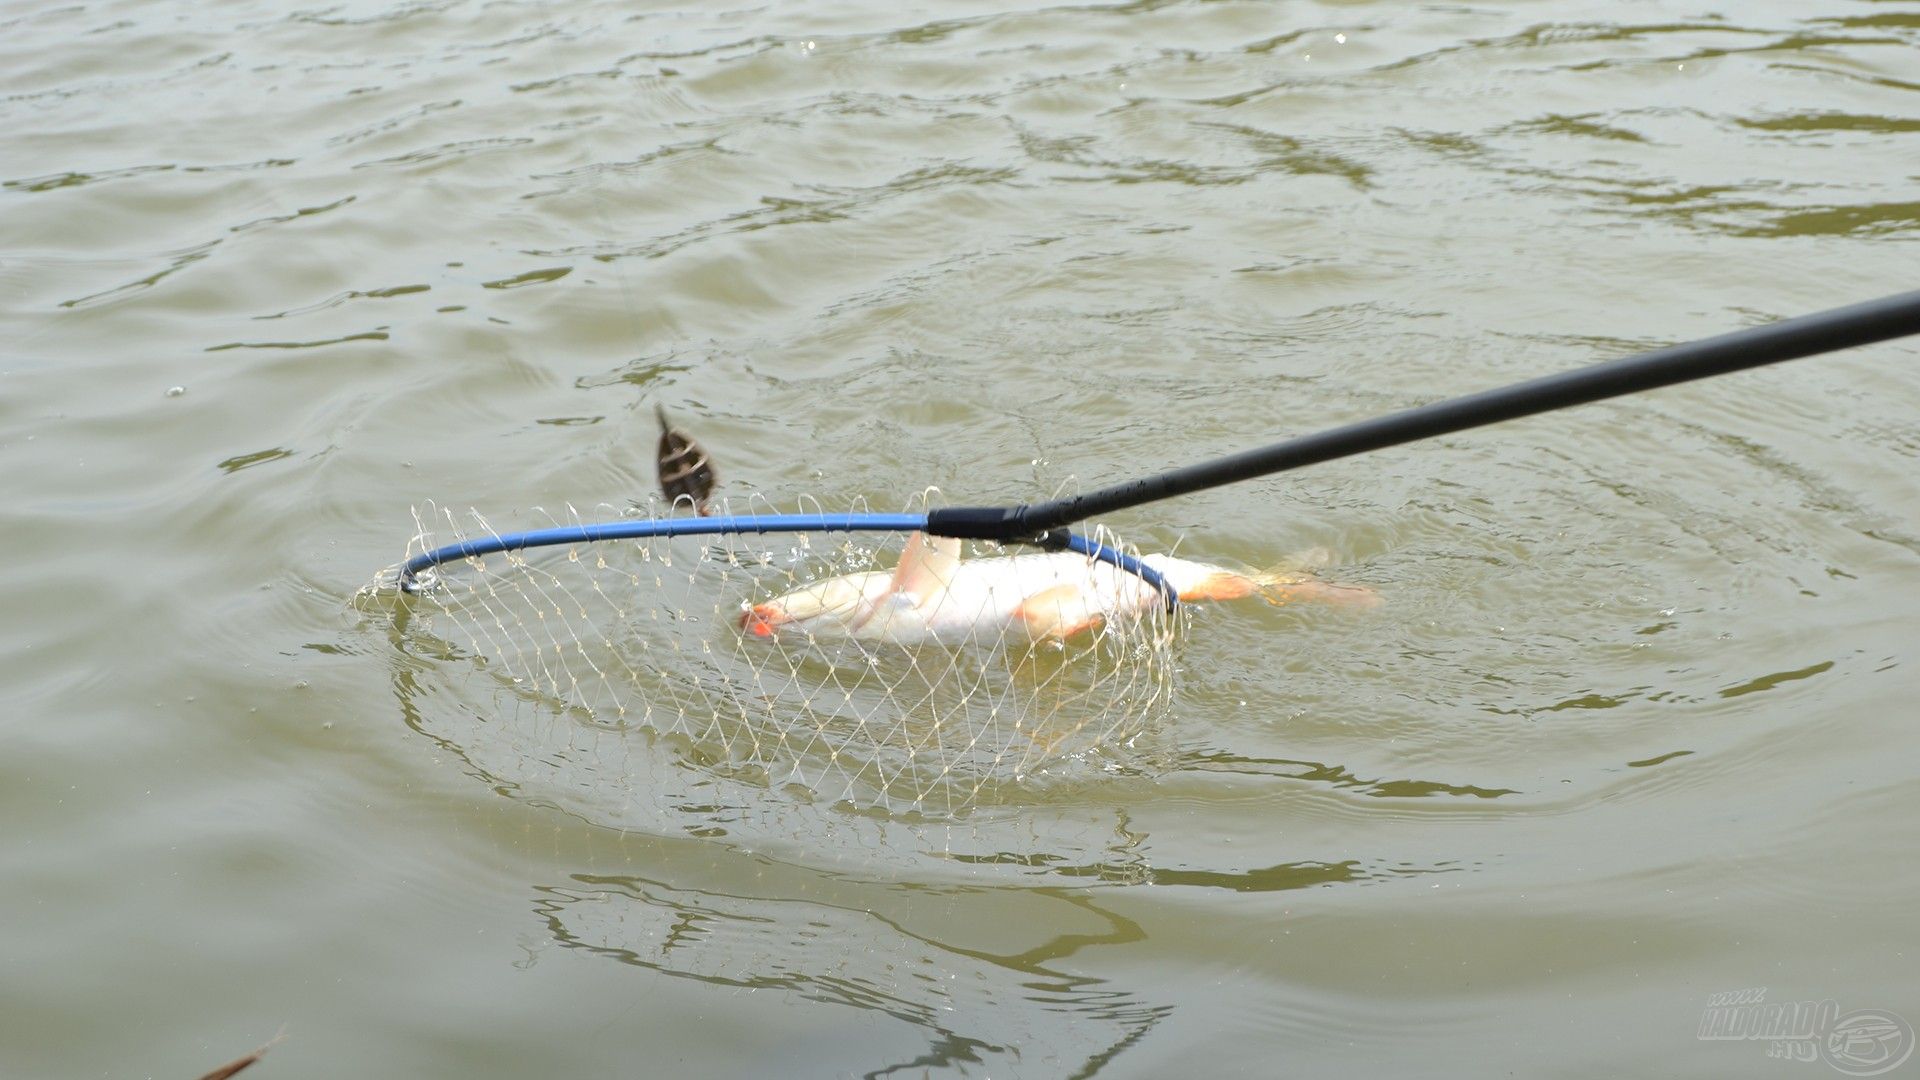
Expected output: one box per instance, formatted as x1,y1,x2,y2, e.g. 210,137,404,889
363,500,1204,817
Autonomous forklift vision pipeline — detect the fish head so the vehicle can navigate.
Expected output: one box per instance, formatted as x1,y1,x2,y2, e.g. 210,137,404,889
739,572,890,638
739,535,963,640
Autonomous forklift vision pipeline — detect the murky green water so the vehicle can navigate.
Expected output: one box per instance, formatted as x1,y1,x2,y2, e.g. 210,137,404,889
6,0,1919,1075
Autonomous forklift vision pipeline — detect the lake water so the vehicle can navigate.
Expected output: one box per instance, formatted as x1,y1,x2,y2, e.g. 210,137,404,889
4,0,1918,1076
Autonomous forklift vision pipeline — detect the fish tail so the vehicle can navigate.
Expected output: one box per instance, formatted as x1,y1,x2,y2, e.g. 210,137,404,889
1180,567,1381,608
1250,568,1382,609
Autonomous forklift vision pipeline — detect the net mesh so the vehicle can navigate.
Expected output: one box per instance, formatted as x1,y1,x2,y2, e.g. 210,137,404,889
362,499,1181,817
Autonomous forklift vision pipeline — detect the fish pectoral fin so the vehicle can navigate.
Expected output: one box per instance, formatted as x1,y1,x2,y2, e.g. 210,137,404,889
1013,584,1104,641
885,531,961,607
846,535,959,634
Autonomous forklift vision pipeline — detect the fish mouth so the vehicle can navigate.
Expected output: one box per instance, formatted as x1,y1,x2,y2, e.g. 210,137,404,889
739,602,788,638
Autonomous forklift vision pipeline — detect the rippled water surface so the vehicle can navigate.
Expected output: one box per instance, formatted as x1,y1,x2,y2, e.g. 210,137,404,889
5,0,1919,1075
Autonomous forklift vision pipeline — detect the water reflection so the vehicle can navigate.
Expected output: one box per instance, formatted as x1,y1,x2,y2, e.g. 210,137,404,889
1180,750,1519,801
530,872,1168,1077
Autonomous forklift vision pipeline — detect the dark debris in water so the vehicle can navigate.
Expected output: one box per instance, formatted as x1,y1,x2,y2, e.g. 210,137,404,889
194,1029,285,1080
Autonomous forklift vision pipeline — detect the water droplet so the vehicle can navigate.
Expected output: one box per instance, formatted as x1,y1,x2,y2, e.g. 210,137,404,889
165,386,185,397
1335,32,1347,44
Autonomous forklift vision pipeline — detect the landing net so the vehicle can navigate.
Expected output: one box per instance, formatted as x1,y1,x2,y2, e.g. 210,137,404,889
362,500,1182,817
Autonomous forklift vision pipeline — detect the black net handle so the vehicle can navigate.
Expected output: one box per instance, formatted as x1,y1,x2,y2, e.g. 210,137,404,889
928,289,1920,542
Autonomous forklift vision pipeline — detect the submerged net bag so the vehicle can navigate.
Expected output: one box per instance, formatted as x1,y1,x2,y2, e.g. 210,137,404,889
362,499,1182,817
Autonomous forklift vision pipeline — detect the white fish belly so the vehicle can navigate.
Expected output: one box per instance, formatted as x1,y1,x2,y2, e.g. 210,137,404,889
864,552,1188,644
